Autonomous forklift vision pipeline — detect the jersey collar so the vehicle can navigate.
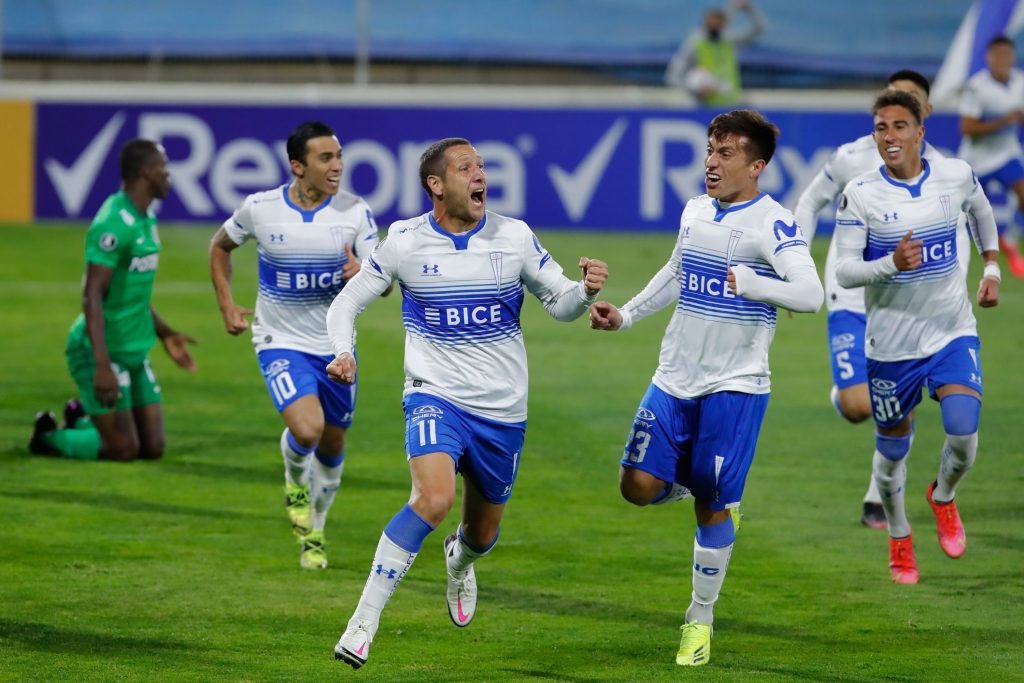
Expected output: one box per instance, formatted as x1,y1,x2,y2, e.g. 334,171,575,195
428,212,487,251
282,184,332,223
712,192,767,222
878,158,930,198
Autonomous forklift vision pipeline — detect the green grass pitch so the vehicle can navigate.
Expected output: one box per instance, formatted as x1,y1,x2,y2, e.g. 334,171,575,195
1,222,1022,682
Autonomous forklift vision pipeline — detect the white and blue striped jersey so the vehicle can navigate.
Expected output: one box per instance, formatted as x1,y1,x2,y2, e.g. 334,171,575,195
796,135,949,314
834,158,989,361
340,211,595,423
626,193,815,398
223,185,378,355
958,67,1024,176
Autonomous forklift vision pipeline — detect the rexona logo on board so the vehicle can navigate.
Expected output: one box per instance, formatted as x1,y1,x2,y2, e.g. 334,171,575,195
34,102,962,231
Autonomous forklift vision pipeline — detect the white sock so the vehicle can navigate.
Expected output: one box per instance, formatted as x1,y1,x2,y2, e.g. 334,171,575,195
350,532,417,629
685,539,732,626
447,527,490,577
933,433,978,503
873,450,910,538
863,471,882,504
311,457,344,531
280,429,313,487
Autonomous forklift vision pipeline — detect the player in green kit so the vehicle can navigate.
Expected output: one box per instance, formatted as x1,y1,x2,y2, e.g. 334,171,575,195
29,139,197,461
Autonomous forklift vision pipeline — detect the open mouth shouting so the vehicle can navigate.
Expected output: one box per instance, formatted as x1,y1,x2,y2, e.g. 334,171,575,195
470,187,486,209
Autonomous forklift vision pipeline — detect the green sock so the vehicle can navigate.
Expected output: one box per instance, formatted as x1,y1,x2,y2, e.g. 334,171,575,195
43,424,101,460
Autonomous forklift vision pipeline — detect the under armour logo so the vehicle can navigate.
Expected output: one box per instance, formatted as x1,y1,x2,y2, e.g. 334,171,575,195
270,233,286,242
883,212,899,222
422,264,440,275
375,564,397,579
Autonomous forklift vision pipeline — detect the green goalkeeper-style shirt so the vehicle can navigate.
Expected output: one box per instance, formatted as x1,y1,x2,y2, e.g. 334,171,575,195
67,191,161,356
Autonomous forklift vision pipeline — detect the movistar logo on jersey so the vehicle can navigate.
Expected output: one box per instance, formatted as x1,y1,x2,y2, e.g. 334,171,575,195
128,253,159,273
772,220,800,240
424,304,503,327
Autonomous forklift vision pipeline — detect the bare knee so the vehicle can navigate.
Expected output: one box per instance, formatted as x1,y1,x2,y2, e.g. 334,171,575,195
619,468,663,507
289,422,323,448
839,401,872,423
838,386,872,423
101,436,140,462
410,488,455,527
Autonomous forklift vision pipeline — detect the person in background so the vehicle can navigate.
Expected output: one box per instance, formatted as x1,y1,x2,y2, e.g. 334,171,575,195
30,139,196,462
665,0,765,107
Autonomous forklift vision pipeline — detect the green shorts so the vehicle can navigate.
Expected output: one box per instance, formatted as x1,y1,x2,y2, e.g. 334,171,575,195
66,346,162,416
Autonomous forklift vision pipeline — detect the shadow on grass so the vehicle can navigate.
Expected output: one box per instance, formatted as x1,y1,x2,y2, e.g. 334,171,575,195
0,488,269,521
495,667,607,682
0,618,201,656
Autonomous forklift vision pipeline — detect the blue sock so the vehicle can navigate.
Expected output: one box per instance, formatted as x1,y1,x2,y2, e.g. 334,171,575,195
314,448,344,467
696,517,736,549
383,504,435,553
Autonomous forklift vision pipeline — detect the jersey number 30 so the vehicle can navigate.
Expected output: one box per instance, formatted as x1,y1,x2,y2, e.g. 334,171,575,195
872,394,901,423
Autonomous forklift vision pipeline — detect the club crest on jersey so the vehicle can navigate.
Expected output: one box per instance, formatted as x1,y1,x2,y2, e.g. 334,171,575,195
490,252,503,292
422,263,441,276
726,229,743,269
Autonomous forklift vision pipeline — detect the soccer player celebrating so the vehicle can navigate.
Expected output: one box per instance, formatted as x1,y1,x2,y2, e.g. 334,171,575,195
589,110,823,666
29,139,196,461
835,90,1000,584
959,35,1024,277
209,121,380,570
325,137,608,669
794,70,973,529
